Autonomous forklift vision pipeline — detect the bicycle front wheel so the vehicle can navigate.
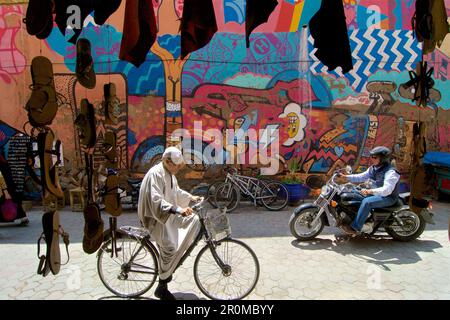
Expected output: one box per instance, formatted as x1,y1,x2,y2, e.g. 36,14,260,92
193,238,260,300
260,181,289,211
97,233,158,298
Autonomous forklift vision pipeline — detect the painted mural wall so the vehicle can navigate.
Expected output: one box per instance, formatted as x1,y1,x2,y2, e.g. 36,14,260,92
0,0,449,193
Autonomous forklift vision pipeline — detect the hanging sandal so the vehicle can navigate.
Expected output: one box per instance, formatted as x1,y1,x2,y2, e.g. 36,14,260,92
37,130,64,199
26,57,58,128
83,153,104,254
103,83,121,125
103,171,122,217
23,0,53,37
75,99,97,148
76,38,96,89
103,131,118,168
37,211,70,276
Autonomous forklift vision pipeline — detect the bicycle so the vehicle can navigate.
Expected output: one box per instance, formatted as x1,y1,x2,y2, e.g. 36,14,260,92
214,167,289,213
97,198,260,300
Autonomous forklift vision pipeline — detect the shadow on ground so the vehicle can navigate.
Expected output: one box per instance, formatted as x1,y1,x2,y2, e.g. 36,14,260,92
97,292,205,300
291,236,443,270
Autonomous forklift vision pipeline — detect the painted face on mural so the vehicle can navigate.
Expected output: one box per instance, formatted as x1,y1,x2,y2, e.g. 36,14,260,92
279,103,307,147
287,112,300,139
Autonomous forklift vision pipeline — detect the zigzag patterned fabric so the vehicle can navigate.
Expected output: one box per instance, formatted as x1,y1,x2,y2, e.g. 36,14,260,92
308,29,423,92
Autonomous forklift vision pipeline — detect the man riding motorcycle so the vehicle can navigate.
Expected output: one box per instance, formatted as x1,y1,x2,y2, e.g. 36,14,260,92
338,146,400,235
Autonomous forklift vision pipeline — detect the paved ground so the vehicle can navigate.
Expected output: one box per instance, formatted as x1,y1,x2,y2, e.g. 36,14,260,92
0,201,449,300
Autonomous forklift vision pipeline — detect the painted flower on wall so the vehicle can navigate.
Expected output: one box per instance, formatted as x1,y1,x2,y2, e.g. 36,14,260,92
278,102,308,147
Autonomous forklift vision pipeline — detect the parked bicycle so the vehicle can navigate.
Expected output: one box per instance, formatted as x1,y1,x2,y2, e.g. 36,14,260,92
213,167,289,213
97,197,260,300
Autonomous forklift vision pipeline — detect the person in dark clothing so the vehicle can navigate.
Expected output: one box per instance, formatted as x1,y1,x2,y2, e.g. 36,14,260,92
0,151,28,225
339,147,400,234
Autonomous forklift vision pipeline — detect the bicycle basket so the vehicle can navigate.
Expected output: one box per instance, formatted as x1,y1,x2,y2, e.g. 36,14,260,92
205,208,231,241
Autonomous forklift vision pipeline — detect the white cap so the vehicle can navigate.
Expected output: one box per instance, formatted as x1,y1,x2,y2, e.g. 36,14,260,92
162,147,185,165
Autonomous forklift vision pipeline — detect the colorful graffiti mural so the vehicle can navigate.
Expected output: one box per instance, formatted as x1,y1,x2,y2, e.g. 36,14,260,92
0,0,449,190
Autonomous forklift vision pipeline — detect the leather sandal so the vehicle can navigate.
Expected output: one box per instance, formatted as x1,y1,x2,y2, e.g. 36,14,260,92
23,0,53,37
26,56,58,128
103,83,121,125
76,38,96,89
37,130,64,199
75,99,97,148
103,131,118,168
103,172,122,217
37,210,70,276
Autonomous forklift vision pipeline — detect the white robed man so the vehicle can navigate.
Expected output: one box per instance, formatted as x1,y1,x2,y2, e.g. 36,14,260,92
138,147,202,300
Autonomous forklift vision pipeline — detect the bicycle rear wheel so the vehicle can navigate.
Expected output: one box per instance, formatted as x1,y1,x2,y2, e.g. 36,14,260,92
214,183,240,213
207,181,223,208
97,233,158,298
260,181,289,211
193,238,260,300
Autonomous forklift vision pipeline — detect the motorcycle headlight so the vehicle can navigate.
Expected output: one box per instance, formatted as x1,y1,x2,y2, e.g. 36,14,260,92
321,185,331,196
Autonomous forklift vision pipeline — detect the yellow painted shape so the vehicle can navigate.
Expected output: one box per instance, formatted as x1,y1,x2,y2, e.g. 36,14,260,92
289,1,305,32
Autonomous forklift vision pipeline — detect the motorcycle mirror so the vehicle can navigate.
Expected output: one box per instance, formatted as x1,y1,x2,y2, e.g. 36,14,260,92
345,166,352,174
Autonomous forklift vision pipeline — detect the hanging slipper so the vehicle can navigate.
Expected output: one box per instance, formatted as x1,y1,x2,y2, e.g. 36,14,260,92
37,211,52,277
37,131,64,199
103,172,122,217
37,210,70,276
103,131,118,168
75,99,97,148
23,0,53,37
103,83,121,125
76,38,96,89
26,56,58,128
83,153,104,254
35,15,54,40
83,204,104,254
94,0,122,26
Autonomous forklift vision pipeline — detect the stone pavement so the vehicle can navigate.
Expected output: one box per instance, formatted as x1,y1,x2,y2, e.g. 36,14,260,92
0,201,449,300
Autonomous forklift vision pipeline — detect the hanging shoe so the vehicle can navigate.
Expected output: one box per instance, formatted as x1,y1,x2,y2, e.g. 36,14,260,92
94,0,122,26
26,56,58,128
37,131,64,199
23,0,53,37
103,83,121,125
76,38,96,89
75,99,97,148
103,172,122,217
103,131,118,168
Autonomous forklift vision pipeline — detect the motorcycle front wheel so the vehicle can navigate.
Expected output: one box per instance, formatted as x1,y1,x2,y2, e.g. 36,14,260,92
385,209,426,242
289,207,324,241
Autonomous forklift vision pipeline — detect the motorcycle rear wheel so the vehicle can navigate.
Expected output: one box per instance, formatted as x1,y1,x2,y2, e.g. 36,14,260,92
385,209,426,242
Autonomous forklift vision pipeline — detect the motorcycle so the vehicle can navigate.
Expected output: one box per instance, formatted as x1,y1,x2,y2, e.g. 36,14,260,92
289,167,435,242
